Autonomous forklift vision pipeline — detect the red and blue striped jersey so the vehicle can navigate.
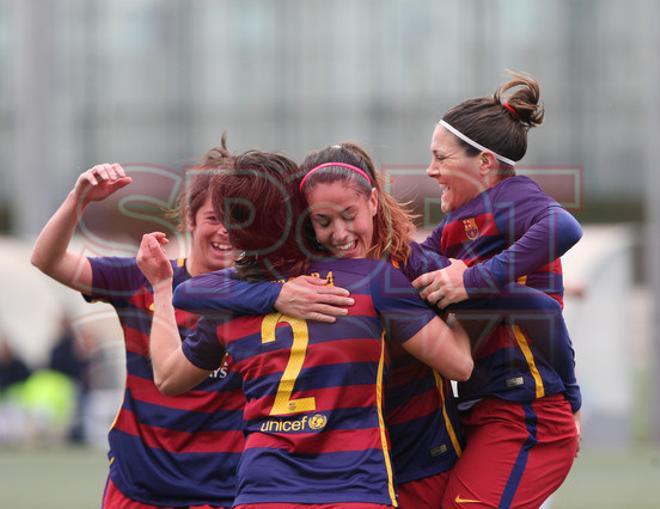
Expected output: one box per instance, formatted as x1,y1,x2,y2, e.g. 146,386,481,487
385,243,463,484
176,258,437,507
423,175,582,306
84,256,244,507
173,248,463,485
421,175,583,408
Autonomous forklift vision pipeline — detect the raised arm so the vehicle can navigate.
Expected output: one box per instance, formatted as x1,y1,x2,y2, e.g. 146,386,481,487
31,164,132,294
137,232,212,395
413,204,582,308
462,206,582,297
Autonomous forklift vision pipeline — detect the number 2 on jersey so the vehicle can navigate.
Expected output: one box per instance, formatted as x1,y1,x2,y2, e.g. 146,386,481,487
261,313,316,415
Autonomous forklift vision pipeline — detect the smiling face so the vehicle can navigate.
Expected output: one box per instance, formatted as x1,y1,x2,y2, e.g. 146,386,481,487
427,124,487,213
188,195,238,274
305,181,378,259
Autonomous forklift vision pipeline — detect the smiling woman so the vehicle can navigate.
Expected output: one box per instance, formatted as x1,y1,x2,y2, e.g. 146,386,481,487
298,142,416,264
140,144,473,509
29,137,243,509
417,71,582,509
305,176,378,259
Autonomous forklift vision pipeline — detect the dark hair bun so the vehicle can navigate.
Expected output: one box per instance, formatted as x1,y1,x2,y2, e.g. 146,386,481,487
494,70,544,128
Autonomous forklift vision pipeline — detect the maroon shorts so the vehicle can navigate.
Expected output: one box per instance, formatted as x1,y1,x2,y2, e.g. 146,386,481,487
397,470,450,509
101,476,227,509
441,394,578,509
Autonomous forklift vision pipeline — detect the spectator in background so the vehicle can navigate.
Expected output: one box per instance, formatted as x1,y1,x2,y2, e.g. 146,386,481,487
0,332,31,391
48,315,91,443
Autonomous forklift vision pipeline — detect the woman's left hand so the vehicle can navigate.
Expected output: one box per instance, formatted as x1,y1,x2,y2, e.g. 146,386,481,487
137,232,173,287
412,258,469,308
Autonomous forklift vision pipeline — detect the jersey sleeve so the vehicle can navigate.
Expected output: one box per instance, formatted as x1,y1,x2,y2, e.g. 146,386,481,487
400,241,451,281
181,317,227,371
448,284,581,412
82,256,146,304
463,179,583,296
370,263,438,344
420,221,445,254
173,269,282,315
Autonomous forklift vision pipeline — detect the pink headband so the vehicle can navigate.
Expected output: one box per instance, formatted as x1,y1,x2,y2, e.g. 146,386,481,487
299,162,372,191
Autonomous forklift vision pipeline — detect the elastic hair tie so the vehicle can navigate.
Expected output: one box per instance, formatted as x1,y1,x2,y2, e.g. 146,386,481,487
502,102,520,120
438,120,517,167
299,162,372,191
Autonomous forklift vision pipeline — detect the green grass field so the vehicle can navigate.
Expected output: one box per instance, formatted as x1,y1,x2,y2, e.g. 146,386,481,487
0,445,658,508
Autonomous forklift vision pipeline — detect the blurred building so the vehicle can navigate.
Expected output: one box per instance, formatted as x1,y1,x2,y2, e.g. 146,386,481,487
1,0,658,236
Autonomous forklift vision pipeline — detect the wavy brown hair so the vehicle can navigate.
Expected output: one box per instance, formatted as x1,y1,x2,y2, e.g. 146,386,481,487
299,142,416,267
169,134,235,231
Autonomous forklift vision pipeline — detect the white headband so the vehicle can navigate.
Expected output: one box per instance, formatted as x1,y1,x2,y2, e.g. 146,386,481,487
438,120,517,167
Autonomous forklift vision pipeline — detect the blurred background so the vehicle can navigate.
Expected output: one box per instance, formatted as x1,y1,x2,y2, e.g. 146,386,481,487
1,0,659,508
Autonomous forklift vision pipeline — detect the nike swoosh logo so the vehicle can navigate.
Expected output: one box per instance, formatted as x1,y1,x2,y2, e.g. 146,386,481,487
455,495,482,504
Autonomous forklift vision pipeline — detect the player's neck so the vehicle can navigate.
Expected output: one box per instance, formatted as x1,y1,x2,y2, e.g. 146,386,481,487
185,253,206,277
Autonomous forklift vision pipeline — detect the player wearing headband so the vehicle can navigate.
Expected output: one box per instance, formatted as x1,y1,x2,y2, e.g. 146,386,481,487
138,147,475,509
172,142,580,508
31,141,244,509
411,70,582,509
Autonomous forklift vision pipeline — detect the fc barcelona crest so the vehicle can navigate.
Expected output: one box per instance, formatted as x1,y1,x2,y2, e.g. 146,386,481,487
462,217,480,240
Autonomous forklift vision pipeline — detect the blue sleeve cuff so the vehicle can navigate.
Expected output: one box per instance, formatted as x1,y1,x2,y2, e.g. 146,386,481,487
173,270,282,315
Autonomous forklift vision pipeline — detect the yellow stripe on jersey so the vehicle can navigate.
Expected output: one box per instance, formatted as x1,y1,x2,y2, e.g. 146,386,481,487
176,257,185,267
517,275,528,285
512,325,545,399
432,370,463,456
376,332,398,507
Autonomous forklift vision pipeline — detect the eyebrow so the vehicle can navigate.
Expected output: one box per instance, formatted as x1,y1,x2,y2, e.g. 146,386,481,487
313,205,354,218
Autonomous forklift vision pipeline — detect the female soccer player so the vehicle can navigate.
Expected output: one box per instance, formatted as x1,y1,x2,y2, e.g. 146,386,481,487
139,147,474,509
31,143,244,508
172,142,580,509
412,71,581,508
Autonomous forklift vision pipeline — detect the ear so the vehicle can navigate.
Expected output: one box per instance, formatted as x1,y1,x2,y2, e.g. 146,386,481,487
368,188,379,217
186,214,196,234
479,152,499,179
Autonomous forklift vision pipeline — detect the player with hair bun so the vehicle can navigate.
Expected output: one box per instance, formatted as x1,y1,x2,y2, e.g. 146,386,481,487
172,139,581,508
413,70,582,509
31,138,244,509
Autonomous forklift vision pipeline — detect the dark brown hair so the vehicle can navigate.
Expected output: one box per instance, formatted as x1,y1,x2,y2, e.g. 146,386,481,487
299,142,416,266
211,149,312,280
442,70,544,175
170,134,234,231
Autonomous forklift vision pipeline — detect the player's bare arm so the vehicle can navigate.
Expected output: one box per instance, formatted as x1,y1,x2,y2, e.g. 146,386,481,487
31,163,132,294
137,232,210,395
402,313,473,381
